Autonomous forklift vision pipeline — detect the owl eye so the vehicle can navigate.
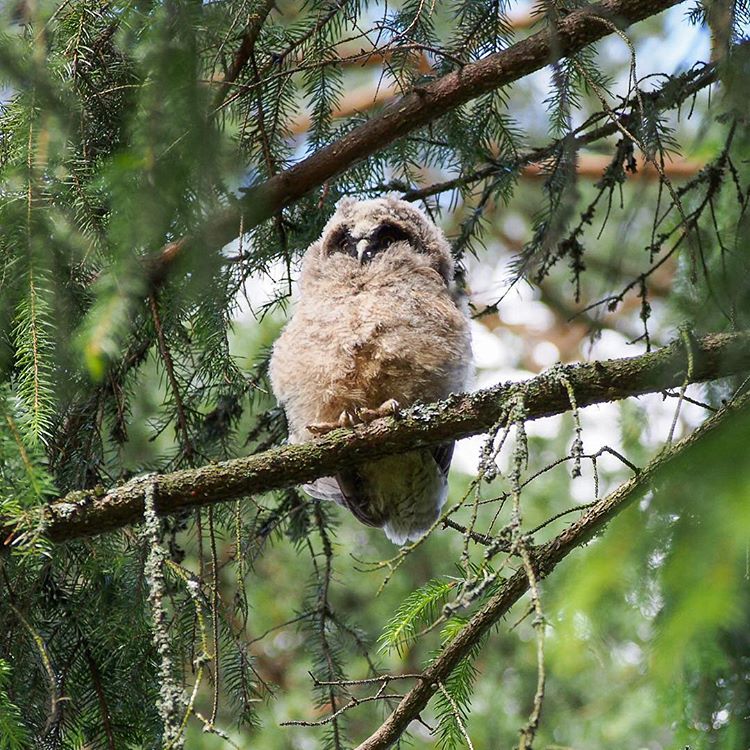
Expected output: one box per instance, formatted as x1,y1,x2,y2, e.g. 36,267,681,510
371,223,411,253
339,236,354,254
329,229,356,257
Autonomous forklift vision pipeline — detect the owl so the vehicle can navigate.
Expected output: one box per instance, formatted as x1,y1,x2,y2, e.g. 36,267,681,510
269,196,472,544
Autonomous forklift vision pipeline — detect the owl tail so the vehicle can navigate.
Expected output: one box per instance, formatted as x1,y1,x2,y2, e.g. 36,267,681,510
377,444,452,544
302,443,454,544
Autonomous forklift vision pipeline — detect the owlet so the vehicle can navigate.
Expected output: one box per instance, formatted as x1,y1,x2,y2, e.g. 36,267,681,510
269,197,472,544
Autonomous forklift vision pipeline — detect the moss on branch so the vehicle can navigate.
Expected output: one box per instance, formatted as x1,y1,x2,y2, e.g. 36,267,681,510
6,330,750,544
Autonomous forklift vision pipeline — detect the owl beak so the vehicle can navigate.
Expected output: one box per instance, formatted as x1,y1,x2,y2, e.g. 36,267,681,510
356,239,370,264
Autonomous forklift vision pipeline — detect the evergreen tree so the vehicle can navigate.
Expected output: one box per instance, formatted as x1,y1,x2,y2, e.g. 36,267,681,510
0,0,749,746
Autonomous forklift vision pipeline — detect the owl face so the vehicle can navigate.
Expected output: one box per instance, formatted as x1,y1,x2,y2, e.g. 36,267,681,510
303,196,454,286
325,219,415,265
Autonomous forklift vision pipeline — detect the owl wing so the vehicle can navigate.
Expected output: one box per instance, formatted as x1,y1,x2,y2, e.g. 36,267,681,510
431,441,454,483
335,442,453,528
302,475,386,527
334,470,390,528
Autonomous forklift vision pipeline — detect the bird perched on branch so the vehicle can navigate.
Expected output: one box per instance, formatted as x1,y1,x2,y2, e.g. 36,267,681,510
269,197,472,544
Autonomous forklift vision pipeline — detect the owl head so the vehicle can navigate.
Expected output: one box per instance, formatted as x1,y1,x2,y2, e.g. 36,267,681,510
300,196,455,288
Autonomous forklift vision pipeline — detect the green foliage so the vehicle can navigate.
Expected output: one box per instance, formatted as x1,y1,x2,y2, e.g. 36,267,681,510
433,617,485,750
0,387,56,556
379,576,457,655
550,408,750,750
0,0,748,746
0,659,31,750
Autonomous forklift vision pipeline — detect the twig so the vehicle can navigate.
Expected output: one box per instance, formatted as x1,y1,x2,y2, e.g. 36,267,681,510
312,504,343,750
402,60,718,203
148,294,194,462
83,647,116,750
208,507,220,725
212,0,278,110
310,673,424,687
665,325,696,445
442,518,495,546
8,602,62,736
437,682,475,750
281,692,404,727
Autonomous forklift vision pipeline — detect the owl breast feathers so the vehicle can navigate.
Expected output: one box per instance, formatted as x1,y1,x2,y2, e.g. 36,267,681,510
269,196,472,544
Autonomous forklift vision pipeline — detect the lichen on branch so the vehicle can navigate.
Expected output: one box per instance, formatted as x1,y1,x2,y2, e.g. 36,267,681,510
5,330,749,545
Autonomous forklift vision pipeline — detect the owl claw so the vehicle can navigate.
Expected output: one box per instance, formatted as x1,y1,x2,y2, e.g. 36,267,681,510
307,402,400,436
338,409,358,428
306,422,332,436
355,399,401,423
306,410,358,436
380,399,401,417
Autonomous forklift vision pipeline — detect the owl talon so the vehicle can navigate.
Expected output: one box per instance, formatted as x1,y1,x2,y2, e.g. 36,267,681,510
380,399,401,417
338,410,358,428
306,421,337,436
307,410,359,436
355,399,401,423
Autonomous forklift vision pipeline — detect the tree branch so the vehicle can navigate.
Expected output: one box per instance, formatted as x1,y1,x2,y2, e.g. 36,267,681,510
92,0,700,436
212,0,278,110
353,386,750,750
7,330,750,545
156,0,687,276
402,58,719,201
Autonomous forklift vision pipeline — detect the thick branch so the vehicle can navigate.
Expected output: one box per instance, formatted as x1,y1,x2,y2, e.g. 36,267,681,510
353,387,750,750
241,0,682,216
402,59,719,201
13,330,750,544
160,0,686,272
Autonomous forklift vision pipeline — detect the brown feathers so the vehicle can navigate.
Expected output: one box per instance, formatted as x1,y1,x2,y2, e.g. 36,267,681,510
269,197,472,544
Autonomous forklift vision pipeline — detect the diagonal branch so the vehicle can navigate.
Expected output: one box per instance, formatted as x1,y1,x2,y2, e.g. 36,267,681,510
212,0,278,110
154,0,687,278
89,0,702,435
7,330,750,545
237,0,684,220
353,386,750,750
401,59,719,202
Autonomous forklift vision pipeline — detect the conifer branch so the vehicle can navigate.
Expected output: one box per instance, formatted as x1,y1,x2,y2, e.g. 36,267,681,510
353,386,750,750
402,59,719,202
237,0,684,221
155,0,687,276
212,0,278,110
6,329,750,545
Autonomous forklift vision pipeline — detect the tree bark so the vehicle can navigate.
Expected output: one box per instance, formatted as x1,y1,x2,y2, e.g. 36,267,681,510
353,387,750,749
8,330,749,545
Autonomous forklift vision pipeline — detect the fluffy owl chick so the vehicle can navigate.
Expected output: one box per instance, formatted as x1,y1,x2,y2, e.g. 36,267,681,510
269,196,472,544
